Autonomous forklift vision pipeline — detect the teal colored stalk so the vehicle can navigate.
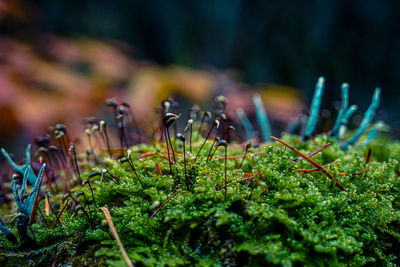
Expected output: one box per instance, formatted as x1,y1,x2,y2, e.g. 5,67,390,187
300,115,308,137
364,120,384,145
331,83,349,137
0,216,17,244
1,145,37,186
252,93,271,142
286,118,299,134
342,88,381,150
338,105,358,137
304,77,325,139
236,108,254,141
11,164,46,220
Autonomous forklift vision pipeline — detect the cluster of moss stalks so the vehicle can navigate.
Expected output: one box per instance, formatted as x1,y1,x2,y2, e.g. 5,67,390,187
0,130,400,266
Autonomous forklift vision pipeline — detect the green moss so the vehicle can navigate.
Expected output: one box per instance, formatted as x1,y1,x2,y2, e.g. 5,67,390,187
1,134,400,266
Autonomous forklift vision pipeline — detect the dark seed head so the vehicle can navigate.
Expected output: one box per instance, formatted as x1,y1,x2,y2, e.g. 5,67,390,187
12,172,22,181
118,105,128,115
106,99,118,108
177,133,185,142
163,113,178,124
246,142,252,150
121,101,131,108
35,136,50,147
55,130,64,138
56,124,67,132
74,204,82,212
49,145,58,152
218,113,227,121
89,171,100,178
62,193,70,201
217,140,227,148
119,157,129,164
165,117,177,128
216,95,227,105
116,114,124,121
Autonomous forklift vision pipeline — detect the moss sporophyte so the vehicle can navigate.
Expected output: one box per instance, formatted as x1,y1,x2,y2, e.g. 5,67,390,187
1,78,400,266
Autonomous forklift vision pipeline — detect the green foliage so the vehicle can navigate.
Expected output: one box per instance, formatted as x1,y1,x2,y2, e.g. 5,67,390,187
1,134,400,266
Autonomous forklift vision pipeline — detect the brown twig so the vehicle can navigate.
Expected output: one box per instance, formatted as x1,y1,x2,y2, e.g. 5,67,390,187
147,189,181,224
99,207,134,267
136,151,155,160
338,170,369,176
155,163,162,175
135,152,175,164
296,161,368,177
292,143,331,162
218,175,255,190
271,136,347,192
296,160,339,174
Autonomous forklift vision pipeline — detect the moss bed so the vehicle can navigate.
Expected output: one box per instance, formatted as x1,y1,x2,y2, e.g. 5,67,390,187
1,132,400,266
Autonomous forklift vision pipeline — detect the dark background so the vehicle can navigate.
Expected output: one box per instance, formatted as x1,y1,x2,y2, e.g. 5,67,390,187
1,0,399,133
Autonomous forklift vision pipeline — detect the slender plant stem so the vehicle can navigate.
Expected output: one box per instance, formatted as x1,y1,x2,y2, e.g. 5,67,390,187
166,127,176,162
189,123,193,154
164,126,173,175
195,124,215,162
224,145,227,200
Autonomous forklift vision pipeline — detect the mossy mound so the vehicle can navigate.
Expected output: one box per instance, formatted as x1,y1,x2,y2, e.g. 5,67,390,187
1,134,400,266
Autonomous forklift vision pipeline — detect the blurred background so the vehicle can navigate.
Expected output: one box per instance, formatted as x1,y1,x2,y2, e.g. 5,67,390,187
0,0,399,159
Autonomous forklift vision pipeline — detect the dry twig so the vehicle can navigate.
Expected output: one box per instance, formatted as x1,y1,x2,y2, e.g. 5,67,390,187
99,207,134,267
271,136,347,192
147,189,181,224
